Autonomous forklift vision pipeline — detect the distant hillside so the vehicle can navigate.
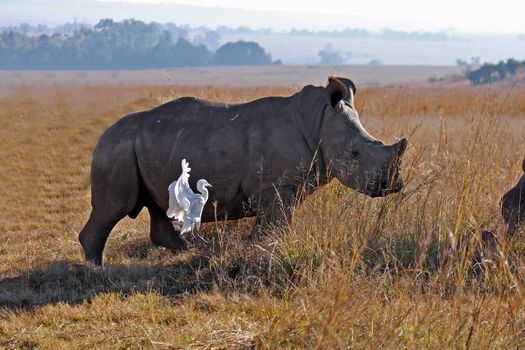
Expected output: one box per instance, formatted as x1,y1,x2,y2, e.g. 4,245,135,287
0,19,278,69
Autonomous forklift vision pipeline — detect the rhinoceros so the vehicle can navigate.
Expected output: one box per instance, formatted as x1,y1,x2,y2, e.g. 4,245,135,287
501,155,525,233
79,76,408,265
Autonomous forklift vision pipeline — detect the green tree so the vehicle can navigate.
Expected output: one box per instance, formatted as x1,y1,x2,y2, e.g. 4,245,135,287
465,58,524,85
496,60,508,80
506,58,521,75
213,41,272,66
172,39,212,67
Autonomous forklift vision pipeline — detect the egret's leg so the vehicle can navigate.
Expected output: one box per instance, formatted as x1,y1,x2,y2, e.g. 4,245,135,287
148,204,188,251
189,220,208,245
249,186,296,239
194,220,201,232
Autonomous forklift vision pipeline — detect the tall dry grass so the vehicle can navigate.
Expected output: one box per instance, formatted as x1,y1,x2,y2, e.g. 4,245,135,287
1,84,525,348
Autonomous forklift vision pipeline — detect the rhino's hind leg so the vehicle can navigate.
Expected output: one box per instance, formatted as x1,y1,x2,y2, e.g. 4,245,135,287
148,204,188,251
79,211,122,266
79,181,138,266
79,131,141,266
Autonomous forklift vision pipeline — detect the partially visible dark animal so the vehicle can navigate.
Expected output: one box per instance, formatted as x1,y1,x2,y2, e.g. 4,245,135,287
501,156,525,233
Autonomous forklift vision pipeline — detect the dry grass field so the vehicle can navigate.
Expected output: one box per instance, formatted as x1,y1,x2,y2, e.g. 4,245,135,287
1,81,525,348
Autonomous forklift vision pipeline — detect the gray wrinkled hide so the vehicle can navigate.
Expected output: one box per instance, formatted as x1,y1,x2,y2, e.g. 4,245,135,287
79,76,408,265
501,156,525,234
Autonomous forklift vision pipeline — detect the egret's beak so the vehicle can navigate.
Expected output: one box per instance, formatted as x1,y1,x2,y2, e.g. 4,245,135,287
208,183,213,187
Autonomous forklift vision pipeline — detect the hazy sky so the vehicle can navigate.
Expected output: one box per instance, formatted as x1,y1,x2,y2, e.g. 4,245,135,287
107,0,524,33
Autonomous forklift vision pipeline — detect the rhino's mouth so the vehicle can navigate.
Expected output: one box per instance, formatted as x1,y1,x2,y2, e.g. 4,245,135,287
366,167,404,198
367,180,403,198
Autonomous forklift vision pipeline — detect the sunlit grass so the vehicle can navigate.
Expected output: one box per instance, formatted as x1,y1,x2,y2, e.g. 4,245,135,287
1,84,525,348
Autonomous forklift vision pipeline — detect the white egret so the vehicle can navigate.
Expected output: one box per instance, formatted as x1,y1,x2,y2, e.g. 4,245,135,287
166,159,212,236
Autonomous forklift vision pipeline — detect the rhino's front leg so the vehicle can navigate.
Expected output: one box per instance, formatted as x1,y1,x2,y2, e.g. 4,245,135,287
249,186,296,239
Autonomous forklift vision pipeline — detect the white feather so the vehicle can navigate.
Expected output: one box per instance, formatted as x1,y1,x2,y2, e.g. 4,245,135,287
166,159,212,236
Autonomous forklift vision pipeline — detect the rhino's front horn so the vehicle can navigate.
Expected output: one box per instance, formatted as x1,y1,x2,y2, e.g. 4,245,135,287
394,138,408,155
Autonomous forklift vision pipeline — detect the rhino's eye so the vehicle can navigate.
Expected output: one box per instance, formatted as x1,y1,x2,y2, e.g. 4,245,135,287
351,150,360,158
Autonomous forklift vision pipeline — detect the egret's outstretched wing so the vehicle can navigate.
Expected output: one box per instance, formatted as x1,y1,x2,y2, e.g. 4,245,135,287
166,180,185,220
180,159,191,180
167,159,192,220
168,159,210,236
175,158,194,211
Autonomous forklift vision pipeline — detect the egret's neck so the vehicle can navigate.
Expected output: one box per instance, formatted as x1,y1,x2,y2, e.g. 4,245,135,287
197,181,209,201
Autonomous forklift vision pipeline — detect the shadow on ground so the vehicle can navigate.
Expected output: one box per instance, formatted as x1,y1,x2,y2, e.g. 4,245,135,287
0,235,262,309
0,259,206,309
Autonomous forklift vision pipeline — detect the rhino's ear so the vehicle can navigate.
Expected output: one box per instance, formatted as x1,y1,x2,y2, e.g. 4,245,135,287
338,77,357,97
326,76,347,108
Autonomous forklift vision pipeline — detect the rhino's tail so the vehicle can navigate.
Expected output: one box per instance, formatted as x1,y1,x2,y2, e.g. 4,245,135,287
128,143,146,219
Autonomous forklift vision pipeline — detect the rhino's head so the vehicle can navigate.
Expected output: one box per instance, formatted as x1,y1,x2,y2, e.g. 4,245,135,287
319,76,408,197
501,156,525,234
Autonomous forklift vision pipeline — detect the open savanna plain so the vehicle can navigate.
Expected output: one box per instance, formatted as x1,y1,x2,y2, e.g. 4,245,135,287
1,79,525,349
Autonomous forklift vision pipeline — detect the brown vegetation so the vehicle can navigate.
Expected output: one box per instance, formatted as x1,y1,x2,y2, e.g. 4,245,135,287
1,83,525,348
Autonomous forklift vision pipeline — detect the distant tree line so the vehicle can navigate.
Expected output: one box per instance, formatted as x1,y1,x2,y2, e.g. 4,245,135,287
294,28,455,41
463,58,524,85
215,25,456,41
0,19,277,69
1,21,458,42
